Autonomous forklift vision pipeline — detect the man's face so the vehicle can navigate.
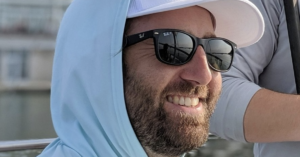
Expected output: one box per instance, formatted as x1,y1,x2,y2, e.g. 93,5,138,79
123,6,221,157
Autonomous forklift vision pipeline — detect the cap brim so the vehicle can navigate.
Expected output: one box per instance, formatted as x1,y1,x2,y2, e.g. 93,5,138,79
127,0,264,48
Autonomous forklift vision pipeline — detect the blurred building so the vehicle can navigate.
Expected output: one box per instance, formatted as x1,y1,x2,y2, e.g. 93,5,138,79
0,0,72,91
0,0,72,141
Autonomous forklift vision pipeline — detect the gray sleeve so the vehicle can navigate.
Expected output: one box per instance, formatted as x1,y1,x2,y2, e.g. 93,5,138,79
209,0,282,142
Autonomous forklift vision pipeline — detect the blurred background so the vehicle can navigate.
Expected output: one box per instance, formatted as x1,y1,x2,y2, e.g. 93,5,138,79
0,0,254,156
0,0,71,141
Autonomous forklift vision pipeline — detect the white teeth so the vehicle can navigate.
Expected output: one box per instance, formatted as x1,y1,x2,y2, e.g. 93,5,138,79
167,96,199,107
173,96,179,105
179,97,185,105
185,97,191,107
192,97,199,106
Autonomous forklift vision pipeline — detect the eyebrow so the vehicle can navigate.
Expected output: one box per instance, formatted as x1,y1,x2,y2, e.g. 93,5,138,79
203,32,216,38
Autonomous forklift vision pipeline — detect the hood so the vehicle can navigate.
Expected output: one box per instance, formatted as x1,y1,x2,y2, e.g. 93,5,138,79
38,0,147,156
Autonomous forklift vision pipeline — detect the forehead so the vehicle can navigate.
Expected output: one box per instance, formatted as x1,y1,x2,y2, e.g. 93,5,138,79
127,6,215,37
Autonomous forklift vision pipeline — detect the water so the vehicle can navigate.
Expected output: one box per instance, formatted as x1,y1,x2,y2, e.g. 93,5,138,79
0,150,42,157
0,91,56,141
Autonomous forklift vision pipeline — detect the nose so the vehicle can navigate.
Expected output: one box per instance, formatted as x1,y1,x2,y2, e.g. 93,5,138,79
179,45,212,85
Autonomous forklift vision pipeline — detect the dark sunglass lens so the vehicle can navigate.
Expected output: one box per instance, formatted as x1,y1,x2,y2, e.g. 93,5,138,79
206,40,233,70
158,32,175,63
158,32,193,64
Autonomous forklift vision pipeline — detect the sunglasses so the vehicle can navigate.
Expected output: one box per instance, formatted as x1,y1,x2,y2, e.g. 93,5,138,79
123,29,236,72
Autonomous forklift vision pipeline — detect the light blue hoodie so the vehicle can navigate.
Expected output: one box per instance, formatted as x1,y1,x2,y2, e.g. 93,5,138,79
38,0,147,156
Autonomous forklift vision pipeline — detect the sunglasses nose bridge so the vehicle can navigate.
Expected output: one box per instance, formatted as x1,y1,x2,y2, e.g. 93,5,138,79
195,38,207,51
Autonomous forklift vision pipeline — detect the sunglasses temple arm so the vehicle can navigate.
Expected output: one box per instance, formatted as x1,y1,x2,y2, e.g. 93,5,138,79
123,30,154,47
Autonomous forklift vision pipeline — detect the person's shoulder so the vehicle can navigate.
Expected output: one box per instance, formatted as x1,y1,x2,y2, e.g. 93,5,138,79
249,0,282,11
261,0,283,11
249,0,283,27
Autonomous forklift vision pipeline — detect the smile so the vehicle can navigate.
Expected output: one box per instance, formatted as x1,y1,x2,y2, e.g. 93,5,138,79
167,95,199,107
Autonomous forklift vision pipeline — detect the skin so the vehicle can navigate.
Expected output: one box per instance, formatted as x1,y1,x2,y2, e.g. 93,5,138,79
123,6,222,157
244,88,300,142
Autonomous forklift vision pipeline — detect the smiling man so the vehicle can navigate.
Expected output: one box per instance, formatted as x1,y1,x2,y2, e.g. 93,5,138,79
38,0,264,157
123,7,221,156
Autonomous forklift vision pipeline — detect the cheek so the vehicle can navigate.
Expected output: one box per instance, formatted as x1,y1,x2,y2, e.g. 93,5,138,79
140,66,175,88
208,72,222,92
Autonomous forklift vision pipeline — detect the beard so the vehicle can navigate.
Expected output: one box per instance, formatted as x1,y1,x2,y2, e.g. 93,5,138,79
123,66,220,157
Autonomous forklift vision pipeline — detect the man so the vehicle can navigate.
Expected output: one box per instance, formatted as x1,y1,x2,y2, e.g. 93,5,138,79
210,0,300,157
38,0,263,156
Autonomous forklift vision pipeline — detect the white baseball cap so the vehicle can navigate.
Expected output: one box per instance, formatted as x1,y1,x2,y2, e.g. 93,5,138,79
127,0,264,48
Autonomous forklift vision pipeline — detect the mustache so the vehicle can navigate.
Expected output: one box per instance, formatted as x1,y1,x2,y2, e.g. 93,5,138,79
161,81,209,98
